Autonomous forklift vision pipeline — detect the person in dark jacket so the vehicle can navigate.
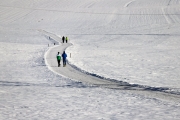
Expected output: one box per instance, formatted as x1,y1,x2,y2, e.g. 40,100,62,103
62,51,67,67
62,36,65,43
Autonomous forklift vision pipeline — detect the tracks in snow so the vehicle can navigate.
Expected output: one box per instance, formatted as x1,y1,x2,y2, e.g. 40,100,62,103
124,0,135,7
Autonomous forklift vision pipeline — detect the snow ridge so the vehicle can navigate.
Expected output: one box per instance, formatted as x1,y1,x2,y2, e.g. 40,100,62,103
68,61,180,95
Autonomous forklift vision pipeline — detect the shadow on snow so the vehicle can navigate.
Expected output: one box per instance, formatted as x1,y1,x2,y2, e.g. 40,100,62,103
0,81,94,89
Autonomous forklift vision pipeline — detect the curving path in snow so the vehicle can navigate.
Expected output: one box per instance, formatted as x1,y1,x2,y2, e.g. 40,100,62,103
41,30,180,103
41,30,146,90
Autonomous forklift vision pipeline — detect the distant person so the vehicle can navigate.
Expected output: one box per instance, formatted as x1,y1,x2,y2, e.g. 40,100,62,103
56,52,61,67
62,36,65,43
62,51,67,67
65,36,68,43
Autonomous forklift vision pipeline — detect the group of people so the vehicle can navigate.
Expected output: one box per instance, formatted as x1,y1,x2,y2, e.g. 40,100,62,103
56,51,67,67
62,36,68,43
56,36,69,67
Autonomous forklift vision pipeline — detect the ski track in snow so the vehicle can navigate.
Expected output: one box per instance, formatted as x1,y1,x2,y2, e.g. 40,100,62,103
162,7,172,24
124,0,135,7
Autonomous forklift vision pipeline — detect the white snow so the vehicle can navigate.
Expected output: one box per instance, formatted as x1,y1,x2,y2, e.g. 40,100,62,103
0,0,180,120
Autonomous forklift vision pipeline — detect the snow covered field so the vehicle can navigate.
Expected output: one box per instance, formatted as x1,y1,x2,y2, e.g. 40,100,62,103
66,0,180,89
0,0,180,119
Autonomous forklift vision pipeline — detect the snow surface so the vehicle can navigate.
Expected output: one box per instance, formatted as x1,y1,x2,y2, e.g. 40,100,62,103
0,0,180,120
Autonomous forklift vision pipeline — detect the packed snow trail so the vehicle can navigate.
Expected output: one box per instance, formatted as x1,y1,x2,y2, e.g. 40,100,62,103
40,30,121,87
45,41,121,87
42,30,144,89
42,30,180,103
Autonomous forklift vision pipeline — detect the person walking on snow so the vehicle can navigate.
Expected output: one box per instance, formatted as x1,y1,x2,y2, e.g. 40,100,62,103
65,36,68,43
56,52,61,67
62,36,65,43
62,51,67,67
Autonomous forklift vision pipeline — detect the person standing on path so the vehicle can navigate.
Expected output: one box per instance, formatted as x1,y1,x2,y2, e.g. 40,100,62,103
65,36,68,43
62,51,67,67
56,52,61,67
62,36,65,43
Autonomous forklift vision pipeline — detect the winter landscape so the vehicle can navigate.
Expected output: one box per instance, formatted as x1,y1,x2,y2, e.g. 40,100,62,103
0,0,180,119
